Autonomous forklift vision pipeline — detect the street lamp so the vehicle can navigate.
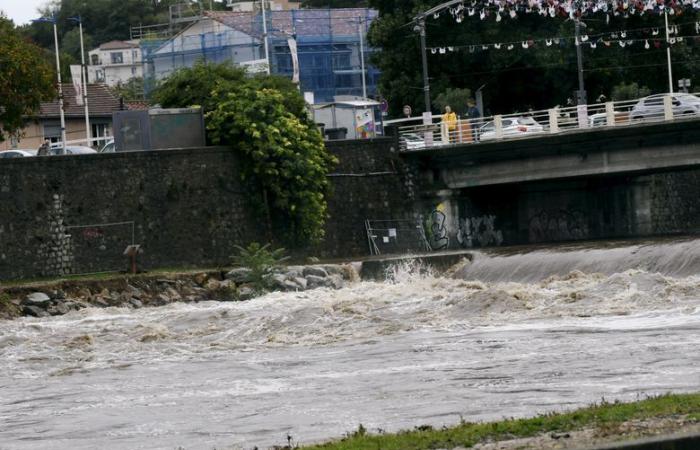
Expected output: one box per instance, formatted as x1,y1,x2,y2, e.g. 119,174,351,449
664,8,674,94
261,0,270,74
33,16,66,152
68,16,91,146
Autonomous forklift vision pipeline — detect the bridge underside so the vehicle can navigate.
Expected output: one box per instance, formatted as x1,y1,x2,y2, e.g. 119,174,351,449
402,119,700,249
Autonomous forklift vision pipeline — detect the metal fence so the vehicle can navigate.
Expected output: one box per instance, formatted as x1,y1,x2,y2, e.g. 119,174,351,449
65,221,135,275
397,92,700,151
365,219,430,255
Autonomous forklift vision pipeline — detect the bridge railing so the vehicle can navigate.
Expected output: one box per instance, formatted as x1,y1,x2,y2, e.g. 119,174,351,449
397,92,700,151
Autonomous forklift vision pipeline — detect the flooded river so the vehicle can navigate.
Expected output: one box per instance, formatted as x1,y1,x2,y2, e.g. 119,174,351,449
2,239,700,449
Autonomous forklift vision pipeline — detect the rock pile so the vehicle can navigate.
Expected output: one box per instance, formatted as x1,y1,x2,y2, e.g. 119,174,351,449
0,263,358,320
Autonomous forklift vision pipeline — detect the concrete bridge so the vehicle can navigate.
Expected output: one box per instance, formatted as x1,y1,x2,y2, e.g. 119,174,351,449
394,118,700,250
401,117,700,189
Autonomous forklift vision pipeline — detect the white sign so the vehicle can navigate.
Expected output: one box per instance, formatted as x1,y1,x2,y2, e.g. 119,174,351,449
239,59,269,74
70,65,83,106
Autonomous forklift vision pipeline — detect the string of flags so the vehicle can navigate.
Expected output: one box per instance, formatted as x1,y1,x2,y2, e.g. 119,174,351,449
429,0,700,23
429,21,700,53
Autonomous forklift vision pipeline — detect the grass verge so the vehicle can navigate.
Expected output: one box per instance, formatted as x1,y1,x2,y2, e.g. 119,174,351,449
300,393,700,450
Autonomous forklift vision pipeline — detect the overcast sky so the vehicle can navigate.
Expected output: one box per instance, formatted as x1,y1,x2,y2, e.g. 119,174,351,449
1,0,50,25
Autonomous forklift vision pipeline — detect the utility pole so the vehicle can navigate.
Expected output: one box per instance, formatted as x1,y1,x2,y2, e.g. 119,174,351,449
261,0,271,74
358,18,367,99
34,16,67,152
574,18,587,105
416,19,431,113
664,9,674,93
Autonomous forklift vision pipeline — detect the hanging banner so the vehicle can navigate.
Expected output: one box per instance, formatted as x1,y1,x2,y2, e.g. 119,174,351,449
287,37,300,84
70,65,83,106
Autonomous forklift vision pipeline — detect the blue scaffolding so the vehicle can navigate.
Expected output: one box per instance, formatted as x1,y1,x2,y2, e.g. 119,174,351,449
142,8,380,102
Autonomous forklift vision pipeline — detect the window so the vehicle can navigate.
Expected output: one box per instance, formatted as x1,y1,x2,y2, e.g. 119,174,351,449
132,50,139,61
111,52,123,64
91,123,111,149
95,69,105,82
131,67,137,75
43,123,61,144
91,54,100,65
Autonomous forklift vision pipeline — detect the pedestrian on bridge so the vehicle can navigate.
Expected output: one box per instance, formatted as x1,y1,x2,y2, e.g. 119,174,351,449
442,105,457,143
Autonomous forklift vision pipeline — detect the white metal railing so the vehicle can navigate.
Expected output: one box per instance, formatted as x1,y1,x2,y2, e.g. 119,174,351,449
397,92,700,151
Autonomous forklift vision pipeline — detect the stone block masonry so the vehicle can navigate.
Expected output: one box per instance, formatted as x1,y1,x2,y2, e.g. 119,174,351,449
0,138,413,280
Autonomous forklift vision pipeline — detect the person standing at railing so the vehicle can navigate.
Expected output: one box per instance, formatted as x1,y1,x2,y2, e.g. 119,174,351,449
442,105,457,143
467,99,481,141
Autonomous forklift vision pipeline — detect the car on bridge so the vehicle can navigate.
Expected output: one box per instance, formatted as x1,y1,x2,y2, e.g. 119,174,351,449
479,117,545,141
630,93,700,121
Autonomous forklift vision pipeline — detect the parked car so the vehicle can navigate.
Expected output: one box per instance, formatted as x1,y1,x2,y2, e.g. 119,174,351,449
0,149,37,158
49,146,98,156
588,111,627,127
479,117,545,141
99,139,115,153
630,93,700,121
399,132,448,150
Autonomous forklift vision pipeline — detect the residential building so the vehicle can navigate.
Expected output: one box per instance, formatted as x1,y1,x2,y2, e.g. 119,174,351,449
0,84,122,151
88,40,143,87
143,8,379,103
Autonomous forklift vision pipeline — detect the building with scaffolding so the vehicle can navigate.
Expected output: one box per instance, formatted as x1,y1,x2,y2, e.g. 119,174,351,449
141,8,379,103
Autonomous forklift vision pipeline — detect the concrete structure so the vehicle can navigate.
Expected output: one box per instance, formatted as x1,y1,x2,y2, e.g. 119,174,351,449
401,117,700,248
87,40,143,87
0,84,122,151
228,0,300,11
0,139,410,280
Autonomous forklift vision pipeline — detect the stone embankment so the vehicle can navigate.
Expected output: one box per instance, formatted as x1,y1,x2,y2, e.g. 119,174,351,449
0,263,358,320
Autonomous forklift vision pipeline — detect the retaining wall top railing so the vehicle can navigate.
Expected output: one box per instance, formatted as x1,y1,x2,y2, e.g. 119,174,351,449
395,92,700,152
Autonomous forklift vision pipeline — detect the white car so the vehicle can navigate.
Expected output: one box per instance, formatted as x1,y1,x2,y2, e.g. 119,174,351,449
49,146,98,156
0,149,37,158
399,132,446,150
630,93,700,121
479,117,545,141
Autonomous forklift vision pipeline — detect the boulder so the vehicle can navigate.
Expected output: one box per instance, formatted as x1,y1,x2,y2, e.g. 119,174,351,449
193,272,208,286
281,279,300,291
205,278,222,291
270,273,288,290
129,298,143,308
22,292,51,307
126,284,143,299
92,297,110,308
237,285,256,300
303,266,328,278
48,302,70,316
219,279,235,290
328,274,345,289
226,267,253,284
305,274,329,289
49,289,66,300
23,305,49,317
293,277,308,290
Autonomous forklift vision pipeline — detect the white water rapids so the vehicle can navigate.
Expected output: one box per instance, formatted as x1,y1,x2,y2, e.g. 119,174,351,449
2,239,700,449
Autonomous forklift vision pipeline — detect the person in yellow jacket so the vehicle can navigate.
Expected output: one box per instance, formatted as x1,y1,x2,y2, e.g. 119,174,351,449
442,105,457,142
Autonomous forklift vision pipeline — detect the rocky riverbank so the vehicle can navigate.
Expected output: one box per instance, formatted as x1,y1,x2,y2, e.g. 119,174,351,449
0,263,358,320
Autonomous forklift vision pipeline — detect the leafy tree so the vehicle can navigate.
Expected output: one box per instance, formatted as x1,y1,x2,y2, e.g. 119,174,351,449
611,82,652,101
152,61,246,112
111,77,146,101
154,62,336,246
207,85,335,245
0,17,56,142
434,87,472,116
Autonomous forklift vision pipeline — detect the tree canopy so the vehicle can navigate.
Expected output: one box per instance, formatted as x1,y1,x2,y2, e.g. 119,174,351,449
153,62,336,246
0,17,56,142
367,0,700,116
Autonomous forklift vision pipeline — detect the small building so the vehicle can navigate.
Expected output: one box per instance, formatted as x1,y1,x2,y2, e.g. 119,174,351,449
0,84,122,151
87,40,143,87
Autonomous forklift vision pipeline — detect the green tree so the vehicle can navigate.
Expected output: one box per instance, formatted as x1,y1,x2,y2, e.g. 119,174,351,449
207,85,335,245
111,77,146,102
434,87,472,116
0,17,56,142
154,62,336,246
611,82,651,101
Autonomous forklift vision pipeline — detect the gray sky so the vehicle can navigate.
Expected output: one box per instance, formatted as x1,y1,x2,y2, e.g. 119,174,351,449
1,0,50,25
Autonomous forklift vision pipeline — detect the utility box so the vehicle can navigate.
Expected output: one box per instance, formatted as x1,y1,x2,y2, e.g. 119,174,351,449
112,108,205,151
312,98,381,140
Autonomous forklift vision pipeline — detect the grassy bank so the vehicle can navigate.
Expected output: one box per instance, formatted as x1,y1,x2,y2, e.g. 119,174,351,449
301,393,700,449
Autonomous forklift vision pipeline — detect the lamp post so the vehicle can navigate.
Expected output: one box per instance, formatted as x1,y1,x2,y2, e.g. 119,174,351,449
68,16,91,146
33,16,66,152
574,18,587,105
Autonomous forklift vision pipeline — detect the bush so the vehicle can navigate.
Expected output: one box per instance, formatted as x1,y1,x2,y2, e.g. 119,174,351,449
231,243,288,292
611,82,651,101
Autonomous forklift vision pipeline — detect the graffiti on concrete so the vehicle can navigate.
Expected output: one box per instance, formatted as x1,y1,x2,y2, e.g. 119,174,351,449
529,209,589,242
456,215,504,248
426,209,450,250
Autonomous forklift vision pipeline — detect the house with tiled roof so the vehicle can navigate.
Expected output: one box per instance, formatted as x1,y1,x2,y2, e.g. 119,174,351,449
0,84,122,151
87,40,143,87
145,8,379,103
